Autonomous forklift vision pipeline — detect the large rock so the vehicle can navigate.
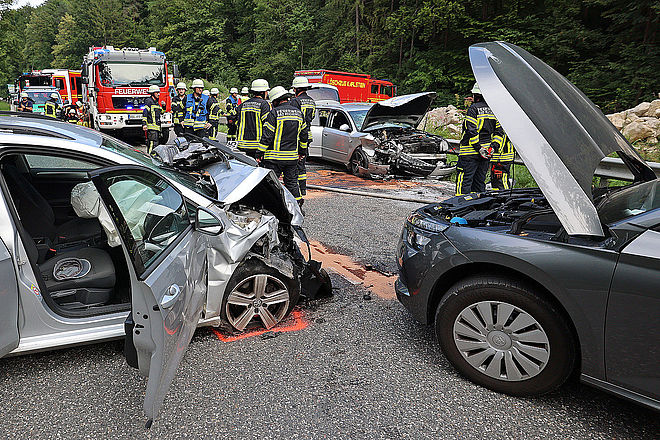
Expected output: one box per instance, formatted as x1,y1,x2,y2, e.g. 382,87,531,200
622,120,655,142
639,117,660,136
645,99,660,118
625,111,640,124
607,112,625,129
631,101,651,116
446,124,461,135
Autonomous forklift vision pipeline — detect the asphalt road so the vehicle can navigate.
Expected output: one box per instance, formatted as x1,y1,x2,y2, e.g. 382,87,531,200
0,157,658,439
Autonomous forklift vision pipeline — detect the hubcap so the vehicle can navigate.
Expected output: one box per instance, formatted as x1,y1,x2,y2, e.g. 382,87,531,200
225,274,290,331
452,301,550,381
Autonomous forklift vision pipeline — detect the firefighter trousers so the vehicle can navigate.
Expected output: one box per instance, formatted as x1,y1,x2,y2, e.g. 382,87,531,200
209,122,219,140
185,126,208,138
146,129,160,155
262,160,301,201
297,156,307,195
226,123,237,141
174,124,185,137
490,162,512,190
456,155,489,195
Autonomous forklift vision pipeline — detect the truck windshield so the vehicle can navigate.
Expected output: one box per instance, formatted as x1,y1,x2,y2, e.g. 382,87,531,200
98,62,166,87
26,91,61,104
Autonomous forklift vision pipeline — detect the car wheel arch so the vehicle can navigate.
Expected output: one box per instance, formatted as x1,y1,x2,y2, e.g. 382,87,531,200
427,262,582,372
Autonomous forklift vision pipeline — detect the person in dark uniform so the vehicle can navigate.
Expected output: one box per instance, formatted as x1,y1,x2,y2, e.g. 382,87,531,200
142,85,162,155
17,92,34,113
183,79,211,137
236,79,271,158
44,93,59,118
490,122,515,190
171,82,187,137
455,82,497,195
208,88,222,140
257,86,308,207
224,87,240,141
289,76,316,198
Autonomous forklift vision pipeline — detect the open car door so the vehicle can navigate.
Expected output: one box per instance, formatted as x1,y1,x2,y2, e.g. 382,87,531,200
0,236,19,357
89,165,208,424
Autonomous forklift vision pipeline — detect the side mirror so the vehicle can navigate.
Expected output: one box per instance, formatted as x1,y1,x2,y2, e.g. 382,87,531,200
81,76,88,85
195,207,224,235
339,123,351,132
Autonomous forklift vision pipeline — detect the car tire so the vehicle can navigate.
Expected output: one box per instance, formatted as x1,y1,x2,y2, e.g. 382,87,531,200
435,275,576,396
349,148,368,175
222,259,300,332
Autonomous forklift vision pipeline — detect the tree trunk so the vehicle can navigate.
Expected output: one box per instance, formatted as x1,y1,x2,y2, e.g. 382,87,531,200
355,0,360,63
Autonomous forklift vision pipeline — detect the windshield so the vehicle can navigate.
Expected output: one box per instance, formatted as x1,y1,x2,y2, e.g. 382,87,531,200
598,180,660,225
348,110,370,129
26,91,60,104
308,87,340,102
99,135,216,199
98,62,166,87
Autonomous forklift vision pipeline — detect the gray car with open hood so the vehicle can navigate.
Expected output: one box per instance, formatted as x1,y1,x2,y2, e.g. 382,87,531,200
395,42,660,410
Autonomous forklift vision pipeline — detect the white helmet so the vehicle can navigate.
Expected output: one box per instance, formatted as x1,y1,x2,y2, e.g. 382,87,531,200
202,89,210,96
292,76,310,89
210,87,219,95
229,87,238,94
176,82,187,90
50,92,59,99
20,92,28,98
241,87,249,94
191,79,204,89
76,101,84,107
148,85,160,94
250,79,270,92
471,82,481,94
269,86,290,103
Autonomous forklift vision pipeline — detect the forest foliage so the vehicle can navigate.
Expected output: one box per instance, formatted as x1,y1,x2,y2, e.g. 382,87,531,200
0,0,658,112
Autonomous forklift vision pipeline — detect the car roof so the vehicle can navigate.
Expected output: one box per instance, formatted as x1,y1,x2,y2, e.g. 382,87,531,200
0,113,102,147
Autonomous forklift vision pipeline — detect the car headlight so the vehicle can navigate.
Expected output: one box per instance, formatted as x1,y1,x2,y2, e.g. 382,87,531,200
407,212,448,233
227,208,262,233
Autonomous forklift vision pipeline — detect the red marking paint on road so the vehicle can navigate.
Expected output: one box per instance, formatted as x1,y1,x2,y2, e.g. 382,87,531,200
212,310,309,343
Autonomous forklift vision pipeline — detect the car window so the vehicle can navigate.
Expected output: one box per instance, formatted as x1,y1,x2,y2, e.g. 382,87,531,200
330,111,350,130
99,169,190,275
24,154,99,171
315,109,331,127
598,180,660,225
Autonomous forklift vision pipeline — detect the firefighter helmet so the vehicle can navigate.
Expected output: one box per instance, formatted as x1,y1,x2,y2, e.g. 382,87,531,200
210,88,219,95
20,92,28,98
76,101,84,107
471,82,481,95
269,86,290,103
250,79,269,92
241,87,249,94
176,82,187,90
202,90,210,96
148,85,160,94
191,79,204,89
229,87,238,94
50,92,59,99
292,76,310,89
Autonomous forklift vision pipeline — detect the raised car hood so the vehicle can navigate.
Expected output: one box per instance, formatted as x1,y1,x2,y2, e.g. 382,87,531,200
470,41,656,237
361,92,437,131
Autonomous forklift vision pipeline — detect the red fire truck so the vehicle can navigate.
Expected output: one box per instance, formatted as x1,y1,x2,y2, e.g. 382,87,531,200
81,46,172,138
15,70,82,105
294,69,396,103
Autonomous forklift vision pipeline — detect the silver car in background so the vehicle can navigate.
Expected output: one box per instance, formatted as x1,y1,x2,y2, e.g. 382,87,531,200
308,93,455,178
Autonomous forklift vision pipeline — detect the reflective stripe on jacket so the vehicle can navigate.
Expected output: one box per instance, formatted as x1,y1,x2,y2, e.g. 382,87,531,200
171,96,186,124
236,97,271,150
142,96,162,131
459,101,497,156
491,122,515,163
258,103,308,161
290,92,316,143
44,100,58,118
209,97,221,122
183,93,210,129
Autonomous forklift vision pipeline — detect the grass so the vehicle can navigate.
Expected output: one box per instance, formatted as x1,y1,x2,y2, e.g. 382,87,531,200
0,101,10,110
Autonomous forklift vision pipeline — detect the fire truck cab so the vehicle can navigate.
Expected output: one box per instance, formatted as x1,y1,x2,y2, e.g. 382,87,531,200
42,69,82,105
81,46,172,137
294,69,396,103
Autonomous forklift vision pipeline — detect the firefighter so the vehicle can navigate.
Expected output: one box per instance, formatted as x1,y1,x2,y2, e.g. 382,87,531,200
257,86,308,206
224,87,240,141
183,79,211,137
76,101,89,126
236,79,271,157
142,84,162,155
455,82,497,195
208,88,221,140
290,76,315,197
240,87,249,103
490,122,515,190
44,93,59,118
171,82,187,137
17,92,34,112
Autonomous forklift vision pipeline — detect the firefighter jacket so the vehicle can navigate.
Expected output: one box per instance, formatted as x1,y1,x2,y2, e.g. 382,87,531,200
171,95,186,125
142,96,162,131
44,99,58,118
491,122,515,163
290,92,316,144
183,93,210,130
18,98,33,112
225,96,238,124
208,97,221,123
236,97,271,150
258,103,308,161
459,101,497,156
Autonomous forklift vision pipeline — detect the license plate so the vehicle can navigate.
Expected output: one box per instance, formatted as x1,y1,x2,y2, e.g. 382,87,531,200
129,114,142,119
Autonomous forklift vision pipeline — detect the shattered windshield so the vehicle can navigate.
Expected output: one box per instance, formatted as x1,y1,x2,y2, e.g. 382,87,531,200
348,110,369,129
598,180,660,225
98,62,166,87
99,135,216,199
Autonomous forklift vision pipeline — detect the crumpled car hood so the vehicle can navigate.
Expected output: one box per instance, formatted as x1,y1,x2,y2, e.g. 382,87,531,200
203,160,304,226
361,92,437,131
470,41,656,237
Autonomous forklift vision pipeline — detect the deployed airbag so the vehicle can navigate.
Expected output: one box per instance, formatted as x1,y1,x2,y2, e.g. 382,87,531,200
71,182,121,247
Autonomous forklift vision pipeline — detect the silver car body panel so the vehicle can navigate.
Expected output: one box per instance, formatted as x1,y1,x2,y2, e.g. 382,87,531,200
469,41,655,236
0,236,19,357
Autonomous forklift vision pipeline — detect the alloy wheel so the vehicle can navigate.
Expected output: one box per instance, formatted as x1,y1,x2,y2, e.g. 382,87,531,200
452,301,550,381
225,274,290,331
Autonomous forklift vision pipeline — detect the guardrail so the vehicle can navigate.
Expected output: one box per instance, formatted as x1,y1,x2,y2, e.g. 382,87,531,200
444,138,660,181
